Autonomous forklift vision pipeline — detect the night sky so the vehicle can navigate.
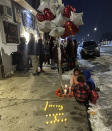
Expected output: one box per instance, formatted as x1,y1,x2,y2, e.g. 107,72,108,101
62,0,112,41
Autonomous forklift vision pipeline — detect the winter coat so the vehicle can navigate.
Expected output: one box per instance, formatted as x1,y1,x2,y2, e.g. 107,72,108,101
66,42,75,58
36,40,45,56
52,45,66,64
73,83,91,102
83,69,95,90
28,38,37,55
44,44,50,55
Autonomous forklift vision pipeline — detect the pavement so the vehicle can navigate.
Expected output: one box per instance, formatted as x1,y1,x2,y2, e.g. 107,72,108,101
0,67,90,131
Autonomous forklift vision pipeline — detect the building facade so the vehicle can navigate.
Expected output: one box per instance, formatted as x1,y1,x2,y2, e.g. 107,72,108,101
0,0,39,78
25,0,40,10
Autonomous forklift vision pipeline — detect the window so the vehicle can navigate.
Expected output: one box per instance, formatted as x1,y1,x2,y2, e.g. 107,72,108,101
6,6,12,17
0,5,4,16
22,11,35,30
3,21,19,44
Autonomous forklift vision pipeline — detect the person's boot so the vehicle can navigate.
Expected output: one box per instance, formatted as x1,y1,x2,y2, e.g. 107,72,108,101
40,69,45,72
36,70,40,75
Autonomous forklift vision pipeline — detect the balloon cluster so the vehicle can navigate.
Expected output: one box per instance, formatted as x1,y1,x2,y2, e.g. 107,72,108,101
36,0,83,38
37,8,55,21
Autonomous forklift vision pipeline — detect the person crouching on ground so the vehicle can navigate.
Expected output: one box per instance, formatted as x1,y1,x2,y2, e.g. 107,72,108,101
70,67,81,88
69,67,81,94
83,69,95,90
73,75,91,106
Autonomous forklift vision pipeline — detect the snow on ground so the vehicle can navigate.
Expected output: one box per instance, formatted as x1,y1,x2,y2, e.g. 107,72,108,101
78,53,112,131
88,71,112,131
100,42,112,53
101,41,112,46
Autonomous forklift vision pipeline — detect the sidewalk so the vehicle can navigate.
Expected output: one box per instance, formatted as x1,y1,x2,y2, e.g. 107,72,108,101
0,68,90,131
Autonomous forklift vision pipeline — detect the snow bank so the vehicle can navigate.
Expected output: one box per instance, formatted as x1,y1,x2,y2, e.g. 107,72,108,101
88,71,112,131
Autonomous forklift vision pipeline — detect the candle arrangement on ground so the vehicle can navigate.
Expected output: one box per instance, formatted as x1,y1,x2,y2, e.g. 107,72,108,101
55,85,74,98
44,101,68,125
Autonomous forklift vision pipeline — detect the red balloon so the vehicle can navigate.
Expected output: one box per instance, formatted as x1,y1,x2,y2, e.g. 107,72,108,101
71,6,76,12
44,8,50,14
61,27,70,38
63,5,76,18
63,7,71,18
61,30,69,39
66,5,76,12
36,14,45,22
44,8,55,21
64,21,79,35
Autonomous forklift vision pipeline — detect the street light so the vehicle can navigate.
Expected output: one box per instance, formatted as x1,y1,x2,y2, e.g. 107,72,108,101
87,34,90,37
94,27,97,31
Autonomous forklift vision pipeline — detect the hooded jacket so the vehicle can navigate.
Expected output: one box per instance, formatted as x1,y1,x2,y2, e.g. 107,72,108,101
83,69,95,90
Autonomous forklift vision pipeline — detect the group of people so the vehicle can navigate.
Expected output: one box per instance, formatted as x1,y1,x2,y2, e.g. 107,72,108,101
17,33,99,105
52,38,78,71
69,67,98,106
17,34,78,75
17,34,45,75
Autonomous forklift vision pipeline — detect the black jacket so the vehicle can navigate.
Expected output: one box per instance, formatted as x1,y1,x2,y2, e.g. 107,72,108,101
28,38,37,55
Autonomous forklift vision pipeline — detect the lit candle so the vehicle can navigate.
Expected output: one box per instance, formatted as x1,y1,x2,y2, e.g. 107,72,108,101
62,113,64,115
46,121,49,124
56,113,58,116
50,121,53,124
64,118,67,122
57,119,60,122
46,115,48,117
49,114,51,117
56,105,58,107
44,101,48,111
61,119,64,122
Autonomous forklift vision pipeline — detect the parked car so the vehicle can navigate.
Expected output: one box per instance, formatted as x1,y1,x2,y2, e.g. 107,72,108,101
81,41,100,59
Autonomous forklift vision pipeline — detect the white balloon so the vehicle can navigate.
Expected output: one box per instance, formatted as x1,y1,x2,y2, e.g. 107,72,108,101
49,27,65,37
38,0,50,12
38,21,56,33
50,0,59,15
70,12,84,26
56,4,64,16
52,13,66,26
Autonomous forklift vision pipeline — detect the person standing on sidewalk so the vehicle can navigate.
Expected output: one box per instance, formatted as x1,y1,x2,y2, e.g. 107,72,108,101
66,38,75,69
73,40,78,66
36,39,45,72
28,33,39,75
44,40,50,65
